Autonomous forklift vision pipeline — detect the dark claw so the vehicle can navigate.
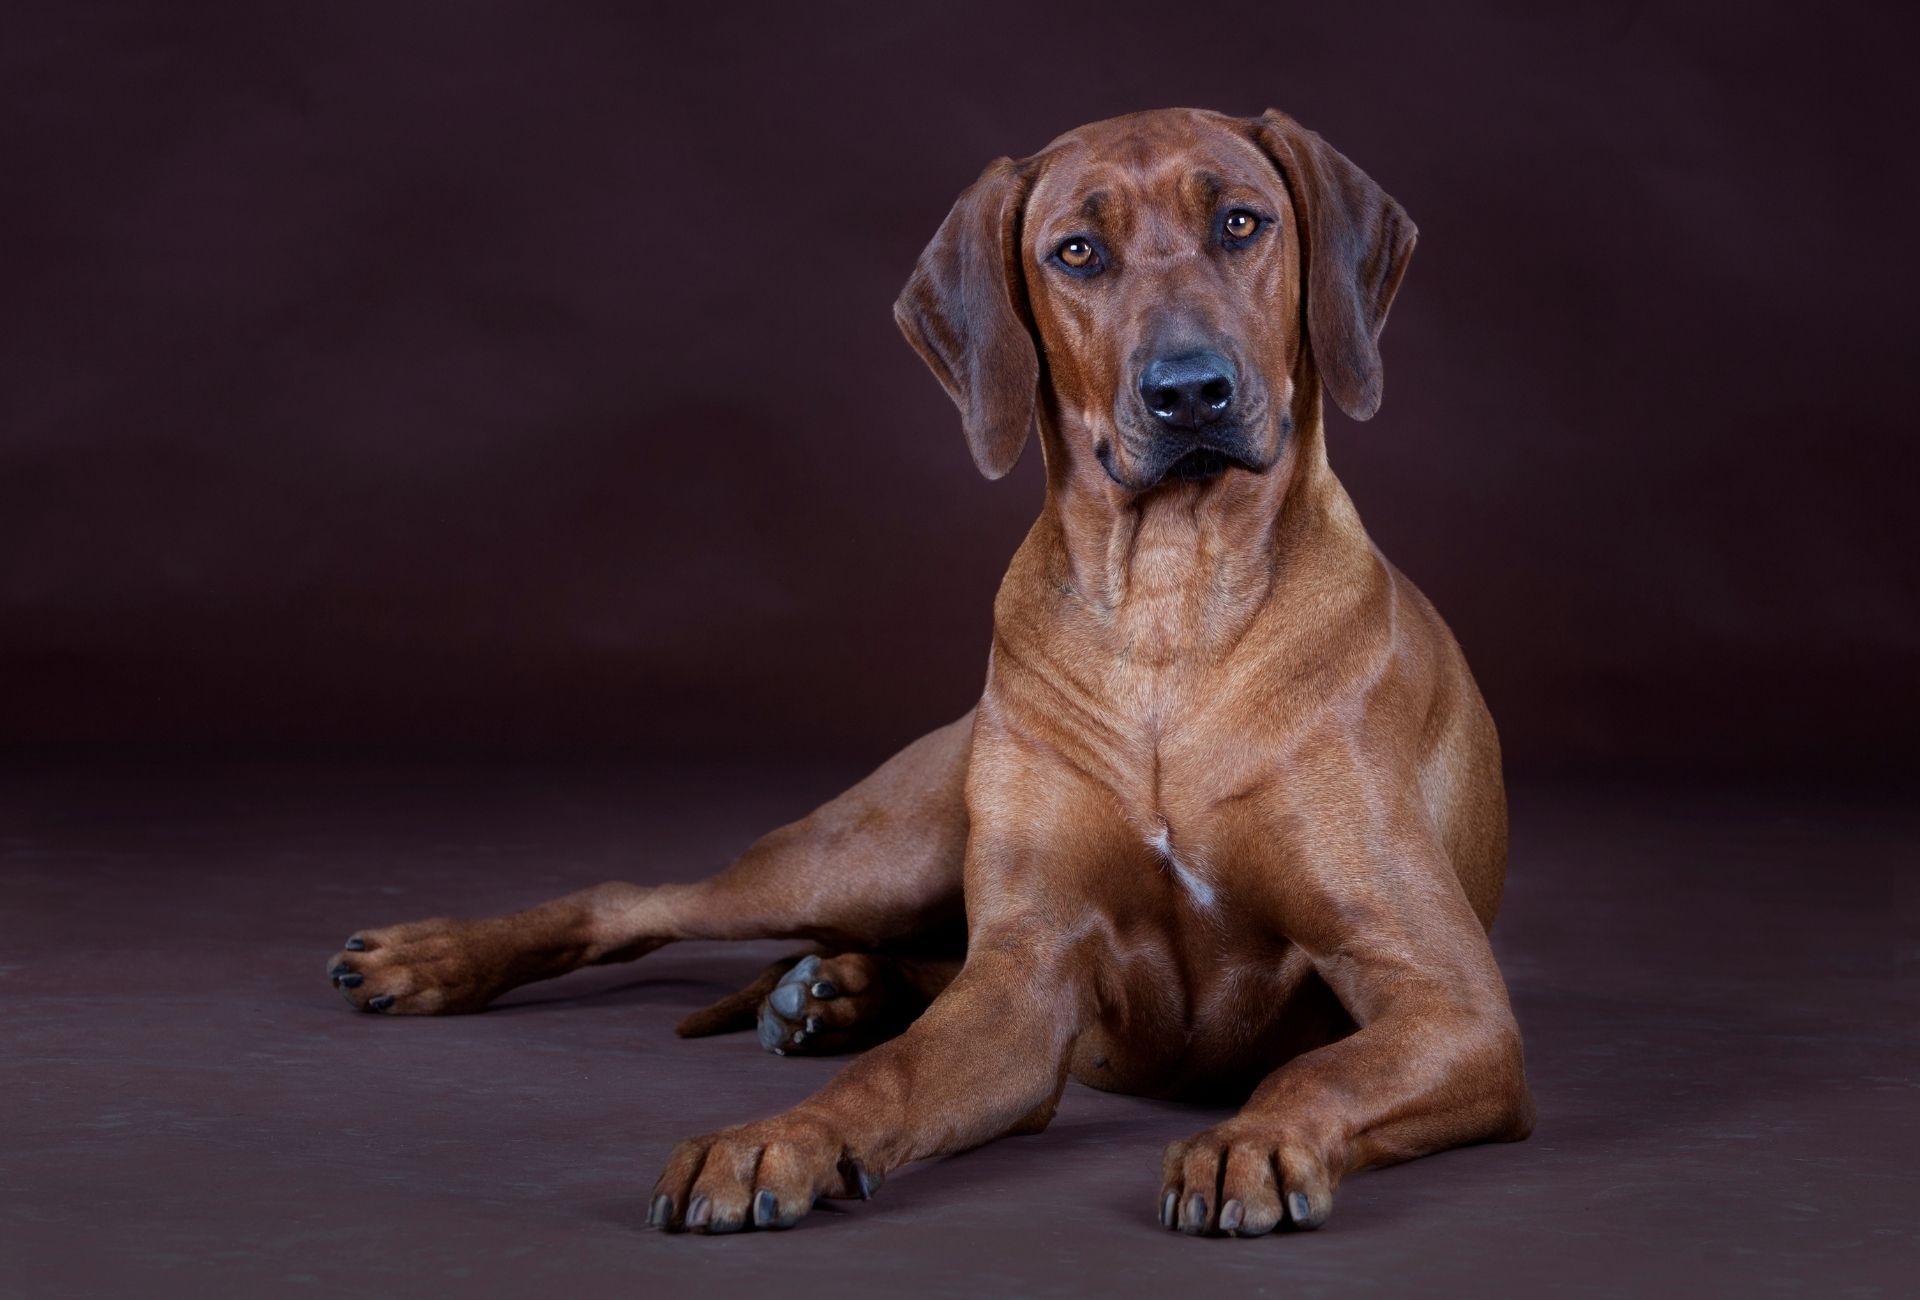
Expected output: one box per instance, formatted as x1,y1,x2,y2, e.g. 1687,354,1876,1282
367,994,395,1012
685,1195,711,1229
1219,1199,1244,1234
809,980,839,999
344,937,366,951
328,963,352,978
1288,1190,1319,1229
648,1195,672,1228
768,981,806,1018
804,1016,819,1034
791,1028,808,1045
842,1156,881,1200
336,973,363,988
1160,1189,1179,1228
753,1189,777,1226
1182,1193,1208,1235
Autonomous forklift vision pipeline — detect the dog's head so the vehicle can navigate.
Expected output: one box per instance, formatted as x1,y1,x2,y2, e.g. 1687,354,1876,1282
895,108,1415,489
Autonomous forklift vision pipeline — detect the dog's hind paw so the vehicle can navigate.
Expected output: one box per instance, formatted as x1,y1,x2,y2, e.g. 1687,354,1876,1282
755,953,912,1055
324,917,512,1015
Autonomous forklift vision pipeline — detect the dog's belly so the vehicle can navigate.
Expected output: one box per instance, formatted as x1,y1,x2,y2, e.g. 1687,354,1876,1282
1065,932,1336,1102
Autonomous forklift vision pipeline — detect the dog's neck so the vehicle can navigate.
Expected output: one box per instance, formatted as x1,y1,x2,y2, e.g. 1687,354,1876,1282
1023,398,1369,667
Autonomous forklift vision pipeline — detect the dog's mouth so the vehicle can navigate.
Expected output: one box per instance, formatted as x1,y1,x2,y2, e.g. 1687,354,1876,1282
1163,448,1233,482
1095,429,1271,492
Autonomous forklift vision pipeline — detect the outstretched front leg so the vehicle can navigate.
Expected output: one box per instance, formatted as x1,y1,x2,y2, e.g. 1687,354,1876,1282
647,766,1112,1233
324,712,972,1014
648,917,1093,1232
1159,783,1534,1237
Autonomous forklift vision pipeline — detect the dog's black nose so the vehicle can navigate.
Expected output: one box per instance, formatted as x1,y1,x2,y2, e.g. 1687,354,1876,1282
1139,351,1236,429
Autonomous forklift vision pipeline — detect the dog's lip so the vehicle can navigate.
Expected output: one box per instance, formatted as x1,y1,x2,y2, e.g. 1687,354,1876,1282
1162,448,1234,482
1145,443,1265,488
1095,431,1269,492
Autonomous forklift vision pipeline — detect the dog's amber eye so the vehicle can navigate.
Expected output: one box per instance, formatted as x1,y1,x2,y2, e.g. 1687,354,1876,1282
1057,237,1099,270
1223,210,1259,241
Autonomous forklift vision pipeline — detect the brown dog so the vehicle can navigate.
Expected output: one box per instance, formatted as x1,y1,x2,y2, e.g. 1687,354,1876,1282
325,106,1534,1238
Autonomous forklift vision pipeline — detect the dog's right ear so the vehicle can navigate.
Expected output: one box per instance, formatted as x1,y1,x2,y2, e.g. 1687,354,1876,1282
893,158,1038,481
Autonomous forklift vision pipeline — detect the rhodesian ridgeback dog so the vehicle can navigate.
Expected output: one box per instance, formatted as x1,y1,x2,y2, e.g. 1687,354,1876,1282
326,106,1534,1237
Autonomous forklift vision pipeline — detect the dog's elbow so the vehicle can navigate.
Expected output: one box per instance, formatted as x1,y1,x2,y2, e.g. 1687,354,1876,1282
1468,1010,1535,1143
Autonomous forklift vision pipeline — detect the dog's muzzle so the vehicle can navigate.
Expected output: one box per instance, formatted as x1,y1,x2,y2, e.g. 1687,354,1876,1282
1097,349,1272,489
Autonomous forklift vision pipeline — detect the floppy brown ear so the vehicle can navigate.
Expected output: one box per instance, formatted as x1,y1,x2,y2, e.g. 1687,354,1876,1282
1249,109,1417,421
893,158,1038,480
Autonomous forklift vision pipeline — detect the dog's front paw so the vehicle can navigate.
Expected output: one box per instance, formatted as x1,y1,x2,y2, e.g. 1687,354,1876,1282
1159,1121,1337,1237
648,1111,880,1234
324,918,513,1015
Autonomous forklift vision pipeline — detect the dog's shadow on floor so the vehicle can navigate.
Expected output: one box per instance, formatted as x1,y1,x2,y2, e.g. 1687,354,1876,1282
487,942,802,1014
490,973,721,1013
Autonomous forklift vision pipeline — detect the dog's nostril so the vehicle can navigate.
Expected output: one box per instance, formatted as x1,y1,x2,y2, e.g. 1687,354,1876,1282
1139,350,1237,427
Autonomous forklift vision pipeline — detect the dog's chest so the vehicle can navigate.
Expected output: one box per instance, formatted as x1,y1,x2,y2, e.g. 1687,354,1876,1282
1145,815,1216,909
1091,704,1272,919
1009,652,1272,916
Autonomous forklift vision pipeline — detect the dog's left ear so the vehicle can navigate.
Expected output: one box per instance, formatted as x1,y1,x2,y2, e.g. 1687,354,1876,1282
894,158,1038,480
1248,109,1417,421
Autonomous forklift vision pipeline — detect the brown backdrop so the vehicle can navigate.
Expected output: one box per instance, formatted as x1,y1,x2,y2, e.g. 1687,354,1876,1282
3,1,1914,774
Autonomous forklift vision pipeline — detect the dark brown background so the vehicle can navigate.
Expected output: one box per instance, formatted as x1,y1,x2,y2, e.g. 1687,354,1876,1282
3,0,1915,775
5,8,1919,1295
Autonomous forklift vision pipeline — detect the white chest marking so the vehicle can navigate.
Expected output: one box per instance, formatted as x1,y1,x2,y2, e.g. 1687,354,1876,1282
1149,821,1217,910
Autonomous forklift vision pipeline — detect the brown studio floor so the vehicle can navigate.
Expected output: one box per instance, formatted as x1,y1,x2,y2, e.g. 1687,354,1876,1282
2,758,1916,1298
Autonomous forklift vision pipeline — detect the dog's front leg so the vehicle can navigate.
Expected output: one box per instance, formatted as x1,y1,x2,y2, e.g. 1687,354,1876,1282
1161,790,1535,1237
648,911,1093,1233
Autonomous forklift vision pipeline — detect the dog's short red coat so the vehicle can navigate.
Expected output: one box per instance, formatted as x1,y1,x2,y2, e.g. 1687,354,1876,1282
327,107,1533,1238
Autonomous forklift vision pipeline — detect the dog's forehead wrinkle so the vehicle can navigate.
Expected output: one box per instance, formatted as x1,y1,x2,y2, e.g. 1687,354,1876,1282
1131,240,1205,267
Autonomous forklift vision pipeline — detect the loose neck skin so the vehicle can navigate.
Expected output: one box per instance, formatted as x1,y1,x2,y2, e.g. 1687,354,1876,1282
1018,373,1359,666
